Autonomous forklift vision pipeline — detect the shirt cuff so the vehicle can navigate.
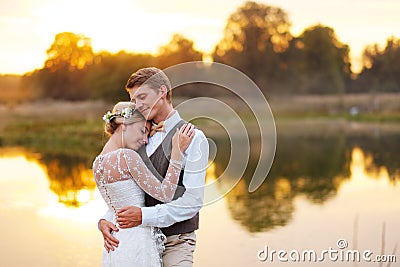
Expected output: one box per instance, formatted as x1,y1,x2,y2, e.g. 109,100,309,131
141,206,158,226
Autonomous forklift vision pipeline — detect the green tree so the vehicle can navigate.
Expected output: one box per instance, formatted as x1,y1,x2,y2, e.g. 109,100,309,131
85,51,156,101
290,25,351,94
156,34,203,69
84,34,202,102
32,32,94,100
45,32,94,72
354,37,400,93
213,1,292,94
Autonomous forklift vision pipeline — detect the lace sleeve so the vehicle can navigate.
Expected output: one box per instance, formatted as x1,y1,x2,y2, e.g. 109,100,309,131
119,149,181,203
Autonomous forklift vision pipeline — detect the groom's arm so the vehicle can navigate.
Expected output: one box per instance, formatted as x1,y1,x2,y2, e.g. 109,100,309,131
142,129,208,227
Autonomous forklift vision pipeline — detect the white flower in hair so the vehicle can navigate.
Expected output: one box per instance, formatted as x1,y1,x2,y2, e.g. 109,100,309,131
121,107,135,119
102,106,136,123
102,111,114,123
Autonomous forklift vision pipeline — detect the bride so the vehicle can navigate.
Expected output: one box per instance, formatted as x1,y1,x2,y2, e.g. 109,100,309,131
92,101,194,267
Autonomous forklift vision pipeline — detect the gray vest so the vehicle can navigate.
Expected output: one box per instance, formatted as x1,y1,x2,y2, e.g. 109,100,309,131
137,120,199,236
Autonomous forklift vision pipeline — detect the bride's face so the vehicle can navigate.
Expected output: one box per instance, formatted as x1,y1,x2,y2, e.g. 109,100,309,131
123,121,147,150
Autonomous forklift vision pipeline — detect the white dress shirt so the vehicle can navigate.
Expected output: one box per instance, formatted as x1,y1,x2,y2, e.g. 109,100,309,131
142,110,208,227
102,110,209,228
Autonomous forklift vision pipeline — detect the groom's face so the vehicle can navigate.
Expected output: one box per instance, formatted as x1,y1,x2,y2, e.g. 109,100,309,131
128,84,163,120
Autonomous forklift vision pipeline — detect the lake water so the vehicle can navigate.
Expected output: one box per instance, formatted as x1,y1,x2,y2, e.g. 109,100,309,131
1,120,399,266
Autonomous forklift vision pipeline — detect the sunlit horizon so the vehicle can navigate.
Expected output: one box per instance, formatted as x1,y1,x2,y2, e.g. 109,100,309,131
1,0,400,75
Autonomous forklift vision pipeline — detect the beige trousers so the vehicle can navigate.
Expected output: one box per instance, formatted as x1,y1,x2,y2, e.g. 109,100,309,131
162,232,196,267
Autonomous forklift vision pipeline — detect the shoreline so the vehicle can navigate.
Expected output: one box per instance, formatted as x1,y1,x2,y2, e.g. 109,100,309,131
1,96,399,135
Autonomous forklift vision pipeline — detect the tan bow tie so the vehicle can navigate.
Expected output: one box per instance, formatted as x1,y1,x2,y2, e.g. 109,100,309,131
149,121,165,137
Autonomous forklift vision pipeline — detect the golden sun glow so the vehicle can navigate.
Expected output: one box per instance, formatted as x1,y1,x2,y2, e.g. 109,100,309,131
0,153,50,207
2,0,399,74
28,0,224,67
338,147,400,206
0,151,106,222
348,147,395,188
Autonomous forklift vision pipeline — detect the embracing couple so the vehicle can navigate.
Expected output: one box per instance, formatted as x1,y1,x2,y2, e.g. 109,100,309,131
92,67,209,266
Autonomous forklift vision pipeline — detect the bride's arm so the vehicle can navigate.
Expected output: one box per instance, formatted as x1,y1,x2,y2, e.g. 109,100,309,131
122,124,194,202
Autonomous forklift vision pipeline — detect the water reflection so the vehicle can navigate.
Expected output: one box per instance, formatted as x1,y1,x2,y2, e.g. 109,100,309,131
0,150,103,266
0,148,98,209
0,148,50,208
1,126,399,232
42,153,96,206
1,125,400,266
212,131,400,233
225,178,295,232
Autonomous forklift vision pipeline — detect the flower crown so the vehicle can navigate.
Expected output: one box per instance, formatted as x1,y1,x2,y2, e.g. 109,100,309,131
102,107,136,123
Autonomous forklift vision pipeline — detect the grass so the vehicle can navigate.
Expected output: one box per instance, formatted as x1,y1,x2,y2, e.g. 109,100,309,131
0,94,399,156
0,100,108,159
1,118,105,158
344,113,400,123
274,112,400,123
268,93,400,122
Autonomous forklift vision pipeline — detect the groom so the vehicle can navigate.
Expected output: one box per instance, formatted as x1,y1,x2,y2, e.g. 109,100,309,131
98,67,209,266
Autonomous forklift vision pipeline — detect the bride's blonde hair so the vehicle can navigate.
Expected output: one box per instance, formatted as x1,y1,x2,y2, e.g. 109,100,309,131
104,102,145,136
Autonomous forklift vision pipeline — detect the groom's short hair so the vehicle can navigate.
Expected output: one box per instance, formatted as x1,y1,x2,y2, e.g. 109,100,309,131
125,67,172,103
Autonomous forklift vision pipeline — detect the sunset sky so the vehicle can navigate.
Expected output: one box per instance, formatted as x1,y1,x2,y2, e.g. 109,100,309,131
1,0,399,75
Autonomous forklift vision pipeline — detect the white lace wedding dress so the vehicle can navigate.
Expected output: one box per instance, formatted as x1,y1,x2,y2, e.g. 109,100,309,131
93,148,181,267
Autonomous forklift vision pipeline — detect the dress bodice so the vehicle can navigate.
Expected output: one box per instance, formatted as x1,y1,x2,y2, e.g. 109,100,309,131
92,148,181,212
97,179,145,211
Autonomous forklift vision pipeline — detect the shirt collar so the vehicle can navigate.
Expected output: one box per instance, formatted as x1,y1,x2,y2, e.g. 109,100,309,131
164,110,181,133
153,110,181,134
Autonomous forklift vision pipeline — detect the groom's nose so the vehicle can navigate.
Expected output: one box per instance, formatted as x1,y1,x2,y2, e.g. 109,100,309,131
135,100,144,111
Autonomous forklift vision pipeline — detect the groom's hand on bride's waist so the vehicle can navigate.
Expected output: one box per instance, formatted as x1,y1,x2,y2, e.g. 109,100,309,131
117,206,142,228
99,219,119,252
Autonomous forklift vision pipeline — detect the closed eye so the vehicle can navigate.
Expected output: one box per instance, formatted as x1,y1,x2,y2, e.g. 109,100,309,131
136,93,147,101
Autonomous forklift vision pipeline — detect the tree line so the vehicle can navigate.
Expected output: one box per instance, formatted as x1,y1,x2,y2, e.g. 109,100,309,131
3,1,400,102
